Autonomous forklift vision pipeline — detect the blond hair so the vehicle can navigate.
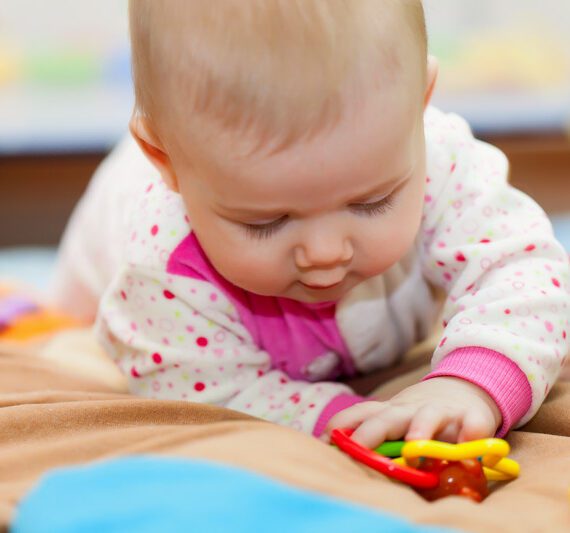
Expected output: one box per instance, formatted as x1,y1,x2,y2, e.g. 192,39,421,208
130,0,427,149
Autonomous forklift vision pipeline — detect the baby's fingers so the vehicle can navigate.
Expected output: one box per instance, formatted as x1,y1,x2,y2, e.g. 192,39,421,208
351,406,413,448
325,401,388,436
405,405,459,442
458,408,497,442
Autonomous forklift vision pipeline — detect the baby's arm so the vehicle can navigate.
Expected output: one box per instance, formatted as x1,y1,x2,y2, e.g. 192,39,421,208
50,136,155,321
97,265,364,436
419,109,569,433
328,109,569,447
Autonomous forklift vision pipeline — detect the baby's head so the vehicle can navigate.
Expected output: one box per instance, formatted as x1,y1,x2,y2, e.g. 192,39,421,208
129,0,437,302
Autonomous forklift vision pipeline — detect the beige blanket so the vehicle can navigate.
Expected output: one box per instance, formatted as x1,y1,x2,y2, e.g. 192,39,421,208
1,330,569,533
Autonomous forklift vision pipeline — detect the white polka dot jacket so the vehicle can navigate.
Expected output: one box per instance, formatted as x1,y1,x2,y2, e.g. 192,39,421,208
56,107,570,438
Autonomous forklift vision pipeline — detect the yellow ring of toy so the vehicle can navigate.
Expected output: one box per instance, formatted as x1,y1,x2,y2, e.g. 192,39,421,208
482,457,520,480
397,439,519,481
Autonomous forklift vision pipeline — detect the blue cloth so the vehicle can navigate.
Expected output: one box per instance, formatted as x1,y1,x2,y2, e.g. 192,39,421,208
12,457,457,533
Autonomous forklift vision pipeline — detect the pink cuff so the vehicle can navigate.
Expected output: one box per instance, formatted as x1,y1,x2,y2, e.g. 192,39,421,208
312,393,366,437
422,347,532,437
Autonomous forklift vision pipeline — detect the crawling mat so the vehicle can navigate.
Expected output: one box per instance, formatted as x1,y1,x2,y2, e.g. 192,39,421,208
0,340,569,533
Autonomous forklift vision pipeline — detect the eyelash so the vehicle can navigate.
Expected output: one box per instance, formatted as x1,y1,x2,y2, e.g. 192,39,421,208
244,216,288,240
348,193,395,217
243,193,396,240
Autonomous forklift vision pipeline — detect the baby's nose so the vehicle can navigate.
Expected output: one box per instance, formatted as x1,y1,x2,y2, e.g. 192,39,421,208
295,233,353,269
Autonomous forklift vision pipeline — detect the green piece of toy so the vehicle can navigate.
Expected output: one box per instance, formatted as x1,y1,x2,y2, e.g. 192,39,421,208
374,440,405,457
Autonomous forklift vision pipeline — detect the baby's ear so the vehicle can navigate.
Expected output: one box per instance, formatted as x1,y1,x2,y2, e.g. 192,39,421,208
129,112,180,193
424,55,439,109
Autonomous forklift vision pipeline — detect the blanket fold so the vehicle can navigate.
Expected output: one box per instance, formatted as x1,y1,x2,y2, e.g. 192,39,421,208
1,347,569,533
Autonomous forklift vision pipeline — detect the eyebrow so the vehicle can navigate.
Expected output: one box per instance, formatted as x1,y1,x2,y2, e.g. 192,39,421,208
219,169,412,219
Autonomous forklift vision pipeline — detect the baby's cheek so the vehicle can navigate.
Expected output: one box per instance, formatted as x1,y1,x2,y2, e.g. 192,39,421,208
392,215,421,254
219,241,290,295
194,220,286,293
388,197,423,249
358,216,420,278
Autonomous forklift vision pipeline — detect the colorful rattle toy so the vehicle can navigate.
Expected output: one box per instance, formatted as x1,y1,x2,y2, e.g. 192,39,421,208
331,428,520,502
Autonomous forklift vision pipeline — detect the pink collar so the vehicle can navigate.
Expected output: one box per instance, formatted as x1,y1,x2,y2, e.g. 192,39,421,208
167,232,355,380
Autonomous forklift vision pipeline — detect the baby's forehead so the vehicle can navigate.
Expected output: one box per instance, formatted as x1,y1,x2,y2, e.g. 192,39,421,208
180,85,421,214
131,0,427,151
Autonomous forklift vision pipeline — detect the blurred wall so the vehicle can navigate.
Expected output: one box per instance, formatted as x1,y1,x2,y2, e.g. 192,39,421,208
1,0,569,154
0,1,569,246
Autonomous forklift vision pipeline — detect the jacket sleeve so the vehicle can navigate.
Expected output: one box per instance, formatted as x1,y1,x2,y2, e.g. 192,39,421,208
96,264,364,436
419,108,570,434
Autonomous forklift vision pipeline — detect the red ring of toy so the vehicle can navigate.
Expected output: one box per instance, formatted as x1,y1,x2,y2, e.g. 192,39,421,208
331,428,439,489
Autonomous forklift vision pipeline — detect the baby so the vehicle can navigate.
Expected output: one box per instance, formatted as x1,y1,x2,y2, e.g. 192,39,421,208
52,0,570,448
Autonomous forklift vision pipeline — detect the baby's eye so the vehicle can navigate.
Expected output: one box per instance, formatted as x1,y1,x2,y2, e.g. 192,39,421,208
349,193,395,217
243,216,288,239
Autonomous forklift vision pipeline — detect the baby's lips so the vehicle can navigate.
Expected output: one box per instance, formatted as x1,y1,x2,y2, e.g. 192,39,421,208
300,279,343,290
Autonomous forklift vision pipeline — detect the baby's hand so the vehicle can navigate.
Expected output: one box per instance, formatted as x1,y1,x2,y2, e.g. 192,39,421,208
325,377,502,448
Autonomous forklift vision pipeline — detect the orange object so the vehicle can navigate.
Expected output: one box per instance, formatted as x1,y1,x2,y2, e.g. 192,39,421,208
0,286,80,342
0,309,79,341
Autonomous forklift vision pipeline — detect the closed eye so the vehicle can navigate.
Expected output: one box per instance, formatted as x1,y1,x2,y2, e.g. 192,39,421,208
349,192,395,216
243,215,288,239
242,190,396,239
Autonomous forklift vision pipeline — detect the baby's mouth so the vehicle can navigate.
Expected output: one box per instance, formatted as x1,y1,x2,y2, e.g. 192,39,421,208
299,280,343,291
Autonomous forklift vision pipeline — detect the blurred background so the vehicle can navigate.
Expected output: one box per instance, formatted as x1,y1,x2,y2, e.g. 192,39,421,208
1,0,569,289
